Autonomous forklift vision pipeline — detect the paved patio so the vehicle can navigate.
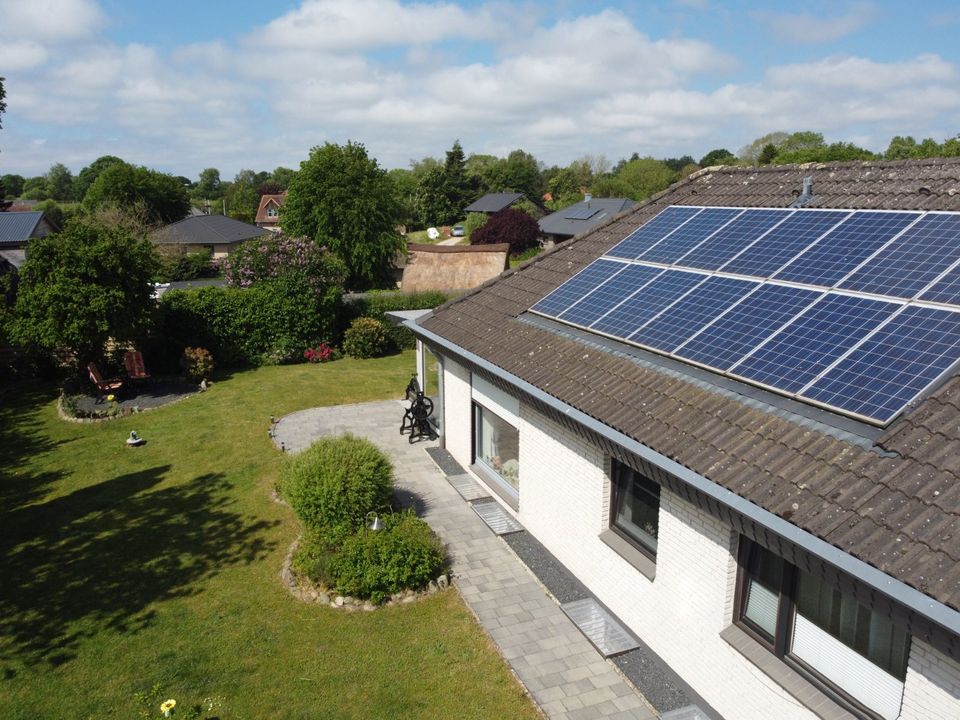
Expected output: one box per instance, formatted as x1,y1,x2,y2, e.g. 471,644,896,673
274,400,657,720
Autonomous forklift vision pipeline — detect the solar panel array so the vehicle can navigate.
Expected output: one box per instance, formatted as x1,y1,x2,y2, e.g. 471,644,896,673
531,205,960,426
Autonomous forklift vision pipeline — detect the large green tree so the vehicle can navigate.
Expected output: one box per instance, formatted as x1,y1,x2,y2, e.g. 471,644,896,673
45,162,75,201
283,141,405,290
194,167,223,199
74,155,125,199
83,162,190,225
224,169,259,223
11,213,159,366
615,157,678,200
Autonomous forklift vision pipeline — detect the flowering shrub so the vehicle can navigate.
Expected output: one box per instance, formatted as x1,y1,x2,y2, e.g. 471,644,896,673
304,343,337,363
181,346,214,381
223,234,346,295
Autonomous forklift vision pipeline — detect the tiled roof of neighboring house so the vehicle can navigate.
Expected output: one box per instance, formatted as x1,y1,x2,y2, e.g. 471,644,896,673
402,242,510,292
152,214,268,245
0,211,46,246
464,192,525,214
255,192,287,224
419,158,960,613
538,198,635,239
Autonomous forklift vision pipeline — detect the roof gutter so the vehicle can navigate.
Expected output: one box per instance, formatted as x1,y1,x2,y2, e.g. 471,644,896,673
407,318,960,638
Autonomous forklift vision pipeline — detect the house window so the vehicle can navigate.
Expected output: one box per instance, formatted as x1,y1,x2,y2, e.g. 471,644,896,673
609,460,660,558
266,205,278,218
473,402,519,497
422,346,442,432
736,538,910,720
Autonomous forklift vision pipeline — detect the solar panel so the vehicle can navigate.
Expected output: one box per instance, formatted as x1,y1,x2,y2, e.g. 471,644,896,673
730,294,900,393
564,206,601,220
680,209,790,270
529,204,960,425
675,284,822,369
560,264,663,327
607,206,702,260
637,208,744,265
775,211,917,287
531,258,625,317
590,270,705,340
721,210,850,278
840,214,960,298
630,276,759,354
801,306,960,423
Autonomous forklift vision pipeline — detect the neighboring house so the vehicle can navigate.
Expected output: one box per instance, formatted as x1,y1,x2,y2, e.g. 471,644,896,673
538,196,636,245
0,210,58,250
255,191,287,232
405,158,960,720
463,192,525,215
401,242,510,293
151,214,268,258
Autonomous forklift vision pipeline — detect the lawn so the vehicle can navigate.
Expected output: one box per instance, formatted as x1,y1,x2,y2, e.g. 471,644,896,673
0,353,540,720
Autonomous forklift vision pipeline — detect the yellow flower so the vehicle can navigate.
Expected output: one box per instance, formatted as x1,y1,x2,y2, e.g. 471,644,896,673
160,698,176,716
107,394,115,402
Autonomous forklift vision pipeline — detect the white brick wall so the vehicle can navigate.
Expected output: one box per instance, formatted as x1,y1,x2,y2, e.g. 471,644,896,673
441,358,473,470
900,640,960,719
435,360,960,720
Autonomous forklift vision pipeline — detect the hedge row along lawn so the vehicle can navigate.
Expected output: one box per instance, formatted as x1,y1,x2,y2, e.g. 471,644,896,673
0,352,540,720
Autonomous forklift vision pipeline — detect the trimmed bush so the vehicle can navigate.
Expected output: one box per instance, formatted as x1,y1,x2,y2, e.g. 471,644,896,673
341,290,450,350
280,434,394,532
330,511,446,603
470,207,539,254
342,317,389,359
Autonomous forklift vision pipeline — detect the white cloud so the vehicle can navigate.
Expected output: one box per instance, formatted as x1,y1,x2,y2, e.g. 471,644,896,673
757,1,877,44
0,0,103,42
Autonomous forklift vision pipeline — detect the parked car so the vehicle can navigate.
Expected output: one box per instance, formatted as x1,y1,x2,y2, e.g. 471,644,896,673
452,225,465,237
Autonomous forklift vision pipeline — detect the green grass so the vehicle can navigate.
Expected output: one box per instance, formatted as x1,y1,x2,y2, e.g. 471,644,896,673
0,353,539,720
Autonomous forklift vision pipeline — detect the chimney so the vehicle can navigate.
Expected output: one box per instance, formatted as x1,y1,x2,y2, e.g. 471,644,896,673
791,176,815,208
584,192,592,207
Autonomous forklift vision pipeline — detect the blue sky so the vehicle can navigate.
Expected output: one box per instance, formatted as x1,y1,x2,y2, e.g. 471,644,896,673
1,0,959,179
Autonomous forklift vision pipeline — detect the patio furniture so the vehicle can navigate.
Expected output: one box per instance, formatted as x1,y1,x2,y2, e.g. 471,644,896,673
87,362,125,402
124,350,150,382
400,376,437,443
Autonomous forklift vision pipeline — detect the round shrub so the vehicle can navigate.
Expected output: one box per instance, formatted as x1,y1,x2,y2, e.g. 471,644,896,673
330,511,446,603
342,317,389,359
280,434,394,532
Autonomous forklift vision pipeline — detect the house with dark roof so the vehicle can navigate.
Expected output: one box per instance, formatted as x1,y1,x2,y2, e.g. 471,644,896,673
151,214,268,258
538,196,635,245
463,192,525,215
404,158,960,720
255,191,287,232
0,211,57,250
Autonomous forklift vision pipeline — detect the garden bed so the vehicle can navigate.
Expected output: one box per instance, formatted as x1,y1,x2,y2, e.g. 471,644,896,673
60,378,201,421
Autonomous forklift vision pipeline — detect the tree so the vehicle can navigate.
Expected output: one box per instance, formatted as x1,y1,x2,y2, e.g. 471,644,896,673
194,168,223,199
83,162,191,225
740,131,824,164
591,176,635,199
616,157,677,200
224,169,259,223
45,163,75,201
22,176,49,201
412,140,478,227
758,143,779,165
699,148,736,167
470,208,539,254
774,142,876,165
283,141,405,290
271,166,296,189
75,155,125,199
0,76,6,130
663,155,696,173
387,167,418,227
11,212,159,367
739,132,791,163
1,173,24,198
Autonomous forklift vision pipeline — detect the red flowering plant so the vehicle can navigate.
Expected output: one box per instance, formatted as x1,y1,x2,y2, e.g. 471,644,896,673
304,343,337,363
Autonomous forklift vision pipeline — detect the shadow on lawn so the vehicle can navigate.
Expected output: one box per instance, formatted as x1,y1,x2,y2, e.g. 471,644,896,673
0,384,66,513
0,465,278,669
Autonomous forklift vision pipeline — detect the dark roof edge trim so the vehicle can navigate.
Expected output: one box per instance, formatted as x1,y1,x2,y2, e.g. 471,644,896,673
407,319,960,638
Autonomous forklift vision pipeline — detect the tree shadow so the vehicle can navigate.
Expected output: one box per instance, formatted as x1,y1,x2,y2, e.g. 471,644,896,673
0,384,66,513
0,465,277,669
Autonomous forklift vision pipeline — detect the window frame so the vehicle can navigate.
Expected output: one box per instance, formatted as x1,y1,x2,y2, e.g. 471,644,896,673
733,537,910,720
470,400,520,508
608,459,661,561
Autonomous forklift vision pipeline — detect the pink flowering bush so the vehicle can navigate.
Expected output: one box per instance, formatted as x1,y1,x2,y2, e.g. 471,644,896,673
304,343,338,363
223,234,346,295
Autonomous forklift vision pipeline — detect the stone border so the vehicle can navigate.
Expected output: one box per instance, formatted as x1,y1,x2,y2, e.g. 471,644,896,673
279,536,451,611
57,386,199,424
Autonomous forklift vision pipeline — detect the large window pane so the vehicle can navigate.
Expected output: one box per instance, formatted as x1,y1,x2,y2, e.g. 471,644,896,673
794,570,910,680
611,463,660,556
475,404,519,491
742,543,784,640
423,347,442,431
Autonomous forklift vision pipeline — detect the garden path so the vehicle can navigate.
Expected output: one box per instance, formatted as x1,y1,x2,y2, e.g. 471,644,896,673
274,400,657,720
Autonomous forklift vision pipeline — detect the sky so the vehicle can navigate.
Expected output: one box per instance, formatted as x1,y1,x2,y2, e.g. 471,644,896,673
1,0,960,180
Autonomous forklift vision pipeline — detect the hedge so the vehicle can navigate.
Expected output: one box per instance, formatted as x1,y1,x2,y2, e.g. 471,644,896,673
341,290,451,350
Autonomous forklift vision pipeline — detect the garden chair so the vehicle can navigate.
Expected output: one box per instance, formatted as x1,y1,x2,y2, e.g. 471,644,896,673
123,350,150,382
87,362,125,403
